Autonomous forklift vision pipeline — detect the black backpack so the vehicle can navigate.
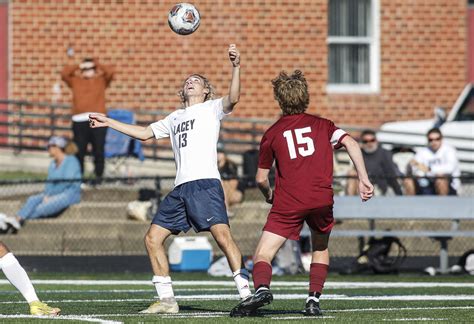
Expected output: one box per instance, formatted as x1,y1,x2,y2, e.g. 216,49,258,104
341,235,407,274
458,249,474,275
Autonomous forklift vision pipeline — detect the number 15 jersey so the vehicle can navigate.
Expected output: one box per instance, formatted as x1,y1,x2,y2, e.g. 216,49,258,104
258,113,347,212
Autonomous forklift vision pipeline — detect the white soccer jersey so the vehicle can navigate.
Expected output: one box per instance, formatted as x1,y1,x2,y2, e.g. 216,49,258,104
150,98,229,186
414,143,461,191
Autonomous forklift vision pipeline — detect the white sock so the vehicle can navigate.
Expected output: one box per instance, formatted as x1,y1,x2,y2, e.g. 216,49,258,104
233,269,251,299
152,275,175,300
0,253,39,303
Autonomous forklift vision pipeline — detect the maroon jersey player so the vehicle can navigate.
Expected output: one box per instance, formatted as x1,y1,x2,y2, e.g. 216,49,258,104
230,70,374,317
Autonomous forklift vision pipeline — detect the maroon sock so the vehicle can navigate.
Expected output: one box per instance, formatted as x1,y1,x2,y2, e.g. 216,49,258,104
309,263,329,295
253,261,272,290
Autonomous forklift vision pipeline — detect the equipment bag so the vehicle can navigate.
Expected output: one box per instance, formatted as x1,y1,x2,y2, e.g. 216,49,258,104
342,235,407,274
458,249,474,275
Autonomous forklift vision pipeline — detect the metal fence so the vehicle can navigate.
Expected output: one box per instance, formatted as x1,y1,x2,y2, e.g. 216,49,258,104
0,98,472,266
0,99,275,157
0,176,472,260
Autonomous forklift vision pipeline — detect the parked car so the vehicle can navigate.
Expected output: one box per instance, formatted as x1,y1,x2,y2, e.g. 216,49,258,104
377,84,474,175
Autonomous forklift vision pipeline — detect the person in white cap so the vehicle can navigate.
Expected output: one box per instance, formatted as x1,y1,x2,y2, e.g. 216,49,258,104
0,136,81,233
61,58,115,183
0,241,60,315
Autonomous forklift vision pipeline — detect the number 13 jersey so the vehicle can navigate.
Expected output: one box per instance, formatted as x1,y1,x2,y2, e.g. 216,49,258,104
150,98,228,187
258,113,347,212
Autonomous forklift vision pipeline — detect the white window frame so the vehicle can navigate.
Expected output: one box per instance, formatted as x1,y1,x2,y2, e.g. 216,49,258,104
326,0,380,94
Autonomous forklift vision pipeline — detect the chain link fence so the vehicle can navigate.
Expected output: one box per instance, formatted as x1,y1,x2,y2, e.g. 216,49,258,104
0,176,472,260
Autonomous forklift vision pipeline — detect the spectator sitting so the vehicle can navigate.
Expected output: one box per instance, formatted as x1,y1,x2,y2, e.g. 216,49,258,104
346,130,403,196
217,145,245,213
1,136,82,233
404,128,460,196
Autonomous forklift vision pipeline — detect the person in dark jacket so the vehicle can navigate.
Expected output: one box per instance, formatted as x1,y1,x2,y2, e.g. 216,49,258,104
346,130,402,196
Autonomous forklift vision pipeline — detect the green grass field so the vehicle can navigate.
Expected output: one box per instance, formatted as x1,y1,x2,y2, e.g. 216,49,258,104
1,273,473,323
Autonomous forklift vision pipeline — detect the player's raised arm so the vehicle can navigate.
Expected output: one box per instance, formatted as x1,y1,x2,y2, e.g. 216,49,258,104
89,113,154,141
222,44,240,114
341,135,374,201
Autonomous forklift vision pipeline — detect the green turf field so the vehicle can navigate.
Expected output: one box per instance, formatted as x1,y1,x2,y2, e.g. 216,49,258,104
1,273,473,323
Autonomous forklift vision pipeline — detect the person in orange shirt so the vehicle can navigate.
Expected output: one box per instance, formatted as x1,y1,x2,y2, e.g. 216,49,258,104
61,58,115,183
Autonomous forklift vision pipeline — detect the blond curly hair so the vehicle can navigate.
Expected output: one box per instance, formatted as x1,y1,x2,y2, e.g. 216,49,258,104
272,70,309,115
178,74,215,106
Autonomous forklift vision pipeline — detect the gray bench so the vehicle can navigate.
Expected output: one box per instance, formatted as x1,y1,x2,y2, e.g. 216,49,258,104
333,196,474,274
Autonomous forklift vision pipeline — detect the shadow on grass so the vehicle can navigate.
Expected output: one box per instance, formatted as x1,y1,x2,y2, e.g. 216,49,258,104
228,309,305,318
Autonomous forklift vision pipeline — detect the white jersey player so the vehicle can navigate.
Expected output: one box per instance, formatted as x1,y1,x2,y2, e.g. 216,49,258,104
150,97,226,186
89,44,251,314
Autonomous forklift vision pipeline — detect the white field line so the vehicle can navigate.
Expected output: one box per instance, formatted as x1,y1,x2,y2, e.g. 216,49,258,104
0,314,121,324
26,287,304,294
328,306,474,313
1,280,473,289
3,307,468,321
1,294,474,305
383,318,448,322
273,316,335,320
1,288,247,294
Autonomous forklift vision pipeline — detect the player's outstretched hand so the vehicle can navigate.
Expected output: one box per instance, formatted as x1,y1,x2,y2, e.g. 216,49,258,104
89,113,108,128
359,178,374,202
228,44,240,67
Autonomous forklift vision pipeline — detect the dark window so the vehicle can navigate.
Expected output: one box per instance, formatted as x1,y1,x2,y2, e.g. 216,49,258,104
454,88,474,121
328,0,372,85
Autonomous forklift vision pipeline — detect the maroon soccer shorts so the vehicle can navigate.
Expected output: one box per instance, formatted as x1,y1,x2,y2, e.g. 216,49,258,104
263,205,334,240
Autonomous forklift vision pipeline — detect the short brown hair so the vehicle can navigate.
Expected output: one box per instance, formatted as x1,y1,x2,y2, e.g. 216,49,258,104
272,70,309,115
178,74,215,105
427,127,443,139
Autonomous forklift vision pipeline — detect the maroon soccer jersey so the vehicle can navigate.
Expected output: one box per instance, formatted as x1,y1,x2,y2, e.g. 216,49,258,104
258,113,347,212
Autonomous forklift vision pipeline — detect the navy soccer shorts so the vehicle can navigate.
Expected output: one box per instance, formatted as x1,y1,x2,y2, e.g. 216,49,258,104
151,178,229,233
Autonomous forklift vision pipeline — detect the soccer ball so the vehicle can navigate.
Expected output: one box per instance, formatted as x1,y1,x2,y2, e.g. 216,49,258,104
168,3,201,35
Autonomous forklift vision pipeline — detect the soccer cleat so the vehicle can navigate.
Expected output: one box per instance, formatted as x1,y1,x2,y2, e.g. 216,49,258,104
304,296,322,316
230,294,254,317
139,299,179,314
229,288,273,317
0,213,9,233
4,215,21,233
29,301,61,316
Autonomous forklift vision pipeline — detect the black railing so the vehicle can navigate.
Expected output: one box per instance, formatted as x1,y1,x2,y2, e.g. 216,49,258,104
0,99,275,159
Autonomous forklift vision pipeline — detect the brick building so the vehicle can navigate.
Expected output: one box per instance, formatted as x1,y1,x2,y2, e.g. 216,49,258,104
0,0,472,127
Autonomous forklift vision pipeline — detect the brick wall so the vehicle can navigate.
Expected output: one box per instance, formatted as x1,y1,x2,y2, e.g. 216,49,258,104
9,0,467,127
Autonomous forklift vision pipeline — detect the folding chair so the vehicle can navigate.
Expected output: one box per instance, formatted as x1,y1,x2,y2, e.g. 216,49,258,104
104,109,145,177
